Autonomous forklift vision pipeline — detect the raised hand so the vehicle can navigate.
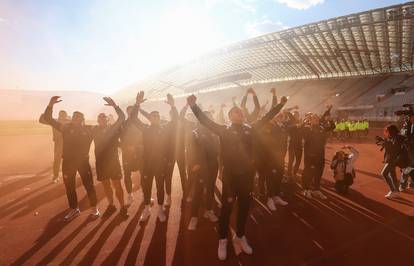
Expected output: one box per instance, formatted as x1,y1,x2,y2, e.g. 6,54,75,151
280,96,288,105
165,93,174,106
136,91,146,105
187,94,197,107
270,87,276,95
103,97,117,107
48,96,62,106
247,87,256,95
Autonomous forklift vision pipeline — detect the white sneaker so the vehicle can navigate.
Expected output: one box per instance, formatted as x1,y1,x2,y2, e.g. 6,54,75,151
218,239,228,261
312,190,327,200
304,190,312,199
266,198,277,211
140,206,151,222
385,191,399,199
232,235,253,255
204,210,218,222
89,207,100,219
158,206,167,222
273,196,288,206
64,208,80,221
164,195,171,207
187,217,198,231
127,193,133,206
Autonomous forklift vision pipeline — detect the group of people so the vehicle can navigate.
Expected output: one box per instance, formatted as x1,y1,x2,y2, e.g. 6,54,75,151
377,112,414,198
40,87,364,261
333,119,369,139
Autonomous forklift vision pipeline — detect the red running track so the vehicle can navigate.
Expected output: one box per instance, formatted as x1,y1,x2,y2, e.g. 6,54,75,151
0,137,414,266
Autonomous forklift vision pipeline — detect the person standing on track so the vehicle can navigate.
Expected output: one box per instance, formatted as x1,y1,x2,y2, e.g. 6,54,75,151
287,110,303,180
179,105,199,204
255,109,290,211
41,96,100,221
187,93,287,261
92,97,129,219
120,105,144,205
39,109,70,183
187,111,220,230
131,91,178,223
301,106,335,200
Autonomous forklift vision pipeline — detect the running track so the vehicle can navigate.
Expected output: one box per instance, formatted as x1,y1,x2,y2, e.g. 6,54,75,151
0,135,414,266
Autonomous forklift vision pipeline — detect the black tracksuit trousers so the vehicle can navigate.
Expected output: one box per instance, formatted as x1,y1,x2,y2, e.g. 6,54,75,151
302,155,324,190
191,159,219,216
381,163,398,192
62,158,97,209
287,145,302,176
142,166,165,205
219,172,253,239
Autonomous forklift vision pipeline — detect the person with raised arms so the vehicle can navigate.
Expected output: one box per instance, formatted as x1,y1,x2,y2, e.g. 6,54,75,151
187,93,287,261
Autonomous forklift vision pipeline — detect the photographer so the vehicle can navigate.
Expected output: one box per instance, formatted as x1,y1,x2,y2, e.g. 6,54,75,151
376,125,408,199
397,106,414,190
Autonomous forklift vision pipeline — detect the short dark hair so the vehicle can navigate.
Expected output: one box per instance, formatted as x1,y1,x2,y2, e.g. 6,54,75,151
385,124,399,137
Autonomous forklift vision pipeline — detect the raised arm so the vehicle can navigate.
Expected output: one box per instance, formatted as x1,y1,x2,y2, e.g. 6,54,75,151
271,88,278,107
248,88,261,122
320,104,333,122
254,96,287,129
187,95,225,135
139,108,151,122
129,91,147,129
38,113,47,125
345,145,359,161
165,93,178,123
103,97,125,127
241,92,248,113
217,103,227,124
180,104,189,120
41,96,64,132
232,96,238,107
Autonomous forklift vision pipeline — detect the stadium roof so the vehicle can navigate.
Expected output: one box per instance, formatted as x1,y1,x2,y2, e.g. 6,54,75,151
122,1,414,100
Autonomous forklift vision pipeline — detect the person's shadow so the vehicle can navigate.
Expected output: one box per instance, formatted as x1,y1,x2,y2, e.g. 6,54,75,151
141,209,169,266
10,209,70,266
101,202,145,265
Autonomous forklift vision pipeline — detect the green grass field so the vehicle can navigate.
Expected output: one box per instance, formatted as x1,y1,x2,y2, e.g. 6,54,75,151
0,120,98,136
0,121,51,136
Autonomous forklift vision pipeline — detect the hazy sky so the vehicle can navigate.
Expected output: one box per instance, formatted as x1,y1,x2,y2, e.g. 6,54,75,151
0,0,406,94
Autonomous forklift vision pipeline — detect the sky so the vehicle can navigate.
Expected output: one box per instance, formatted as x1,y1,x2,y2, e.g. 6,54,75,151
0,0,408,94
